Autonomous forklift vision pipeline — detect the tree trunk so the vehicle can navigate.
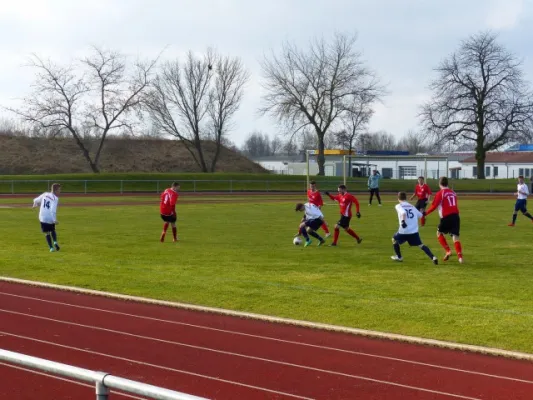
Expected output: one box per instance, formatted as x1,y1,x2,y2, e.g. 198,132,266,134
475,146,486,179
316,133,325,176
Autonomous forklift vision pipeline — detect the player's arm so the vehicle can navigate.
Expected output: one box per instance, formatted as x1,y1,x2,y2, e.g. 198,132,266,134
349,194,361,217
32,193,44,208
324,192,338,202
519,185,529,196
409,188,417,201
427,185,432,202
425,191,442,216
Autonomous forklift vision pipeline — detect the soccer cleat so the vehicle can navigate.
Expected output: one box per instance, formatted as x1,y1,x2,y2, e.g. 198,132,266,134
391,255,403,262
324,233,331,238
458,257,464,264
378,204,382,207
330,243,337,247
173,238,179,243
368,203,372,206
508,223,515,227
160,233,165,242
432,257,438,265
49,247,55,253
54,242,60,251
356,238,363,244
317,240,325,247
443,251,452,261
304,240,312,247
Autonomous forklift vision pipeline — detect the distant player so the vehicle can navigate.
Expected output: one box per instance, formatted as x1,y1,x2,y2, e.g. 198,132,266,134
508,175,533,226
424,177,463,263
295,202,326,247
368,170,382,206
325,185,362,246
160,182,180,242
410,176,432,226
306,181,330,237
391,192,438,265
32,183,62,252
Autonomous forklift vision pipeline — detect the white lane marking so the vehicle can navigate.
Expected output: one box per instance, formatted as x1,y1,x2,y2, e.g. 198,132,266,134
1,291,532,385
0,311,481,399
0,361,144,399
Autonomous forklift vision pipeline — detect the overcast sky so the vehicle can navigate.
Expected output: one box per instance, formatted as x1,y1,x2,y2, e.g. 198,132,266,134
1,0,532,146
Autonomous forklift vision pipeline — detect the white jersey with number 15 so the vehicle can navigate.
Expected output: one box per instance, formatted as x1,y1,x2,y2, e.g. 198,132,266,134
33,192,59,224
395,201,422,234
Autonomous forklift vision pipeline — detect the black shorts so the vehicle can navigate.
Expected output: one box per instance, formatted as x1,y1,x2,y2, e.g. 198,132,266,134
393,232,422,246
438,214,460,236
369,188,380,194
40,223,56,233
160,214,177,223
514,199,527,213
415,199,428,210
337,215,351,229
305,218,323,231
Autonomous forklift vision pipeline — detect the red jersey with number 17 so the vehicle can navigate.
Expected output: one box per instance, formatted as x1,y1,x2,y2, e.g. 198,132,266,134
160,188,179,215
307,189,324,207
415,183,432,200
426,188,459,218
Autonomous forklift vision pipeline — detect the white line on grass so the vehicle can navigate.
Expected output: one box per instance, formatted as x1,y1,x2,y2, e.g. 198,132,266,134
1,291,532,385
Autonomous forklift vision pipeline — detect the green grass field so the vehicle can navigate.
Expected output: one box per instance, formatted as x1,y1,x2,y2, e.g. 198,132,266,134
1,193,532,354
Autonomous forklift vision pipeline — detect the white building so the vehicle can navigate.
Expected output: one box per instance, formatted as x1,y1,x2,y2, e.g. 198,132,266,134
460,152,533,179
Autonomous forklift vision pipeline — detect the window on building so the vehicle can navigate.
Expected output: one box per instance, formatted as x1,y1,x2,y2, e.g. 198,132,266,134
473,166,477,177
493,166,498,177
485,166,490,177
381,168,393,178
526,168,531,178
519,168,524,176
399,166,417,179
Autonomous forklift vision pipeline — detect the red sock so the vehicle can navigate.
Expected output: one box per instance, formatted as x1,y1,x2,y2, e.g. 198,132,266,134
454,241,462,257
438,234,450,252
347,228,360,240
172,226,177,240
322,223,330,234
421,216,426,226
163,222,169,233
333,228,340,244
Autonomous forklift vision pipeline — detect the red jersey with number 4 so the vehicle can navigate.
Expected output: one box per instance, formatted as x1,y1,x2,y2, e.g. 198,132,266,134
328,193,360,217
427,188,459,218
160,189,179,215
415,183,432,200
307,189,324,207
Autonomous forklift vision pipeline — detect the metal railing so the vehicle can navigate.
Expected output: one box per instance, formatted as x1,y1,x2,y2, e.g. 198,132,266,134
0,348,208,400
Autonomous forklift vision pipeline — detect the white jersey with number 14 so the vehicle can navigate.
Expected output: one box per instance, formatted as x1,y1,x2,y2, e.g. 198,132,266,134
395,201,422,234
33,192,59,224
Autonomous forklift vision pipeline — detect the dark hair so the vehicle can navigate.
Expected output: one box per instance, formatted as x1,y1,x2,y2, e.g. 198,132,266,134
338,184,347,190
51,183,61,192
418,176,425,180
398,191,407,200
172,182,180,187
439,177,449,187
295,203,305,211
310,180,316,185
518,175,524,179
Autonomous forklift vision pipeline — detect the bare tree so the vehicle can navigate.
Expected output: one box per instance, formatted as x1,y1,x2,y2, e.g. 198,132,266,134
421,31,533,179
260,33,384,175
6,48,157,172
145,49,248,172
360,130,398,152
242,131,273,157
397,130,430,154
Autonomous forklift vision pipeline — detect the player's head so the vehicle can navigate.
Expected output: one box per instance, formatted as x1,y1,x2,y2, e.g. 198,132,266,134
518,175,524,184
51,183,61,195
439,177,449,188
171,182,180,192
418,176,425,184
309,180,317,190
372,170,377,175
295,203,305,212
337,184,347,194
397,191,407,202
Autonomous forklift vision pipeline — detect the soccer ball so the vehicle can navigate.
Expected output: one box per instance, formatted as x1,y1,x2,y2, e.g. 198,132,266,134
293,237,302,245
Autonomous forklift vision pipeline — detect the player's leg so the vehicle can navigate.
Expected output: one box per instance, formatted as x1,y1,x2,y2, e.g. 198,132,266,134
376,189,382,206
171,222,178,241
50,225,60,251
418,201,427,226
343,217,362,243
331,222,341,246
509,201,520,226
308,229,325,246
436,218,452,260
450,215,463,263
40,223,54,251
391,234,403,261
299,222,312,246
160,215,169,242
412,232,437,264
520,202,533,222
369,189,374,205
321,220,330,236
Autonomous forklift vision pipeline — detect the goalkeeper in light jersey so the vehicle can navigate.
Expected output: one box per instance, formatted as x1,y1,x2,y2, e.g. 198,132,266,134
391,191,438,265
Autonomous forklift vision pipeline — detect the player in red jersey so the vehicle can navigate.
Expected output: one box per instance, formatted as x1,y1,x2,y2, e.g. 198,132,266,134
307,181,330,237
159,182,180,242
325,184,362,246
424,177,463,263
410,176,432,226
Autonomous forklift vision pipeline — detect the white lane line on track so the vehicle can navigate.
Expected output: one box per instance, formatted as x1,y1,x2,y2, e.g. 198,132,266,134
0,361,143,399
0,311,481,400
0,331,313,400
1,291,532,385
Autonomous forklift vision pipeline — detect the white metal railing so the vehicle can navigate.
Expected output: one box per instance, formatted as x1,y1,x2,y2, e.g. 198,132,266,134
0,349,208,400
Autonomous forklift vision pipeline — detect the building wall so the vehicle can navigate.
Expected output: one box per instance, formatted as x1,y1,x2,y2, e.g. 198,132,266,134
461,163,533,179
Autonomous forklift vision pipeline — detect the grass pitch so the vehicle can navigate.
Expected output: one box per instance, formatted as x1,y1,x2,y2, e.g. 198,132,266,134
1,194,532,354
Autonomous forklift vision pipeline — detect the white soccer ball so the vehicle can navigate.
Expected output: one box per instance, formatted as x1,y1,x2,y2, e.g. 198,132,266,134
293,237,302,245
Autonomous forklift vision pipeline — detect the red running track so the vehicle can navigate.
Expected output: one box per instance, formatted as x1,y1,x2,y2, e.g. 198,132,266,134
1,281,533,400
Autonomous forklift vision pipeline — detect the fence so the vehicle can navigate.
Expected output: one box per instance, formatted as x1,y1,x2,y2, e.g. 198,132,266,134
0,348,207,400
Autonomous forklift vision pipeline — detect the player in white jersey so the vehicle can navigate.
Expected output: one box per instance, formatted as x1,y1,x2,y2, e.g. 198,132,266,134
295,202,326,247
508,176,533,226
32,183,62,252
391,192,438,265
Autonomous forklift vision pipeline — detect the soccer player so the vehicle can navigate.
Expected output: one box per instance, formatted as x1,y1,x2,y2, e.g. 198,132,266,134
306,181,330,237
391,192,438,265
160,182,180,242
410,176,432,226
424,177,463,263
325,185,363,246
32,183,62,252
367,170,382,206
295,202,326,247
508,175,533,226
